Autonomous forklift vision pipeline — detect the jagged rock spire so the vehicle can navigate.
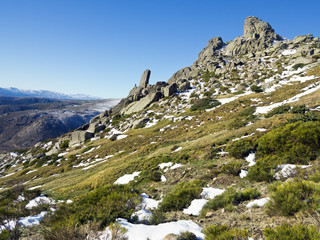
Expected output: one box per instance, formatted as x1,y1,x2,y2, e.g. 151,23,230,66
139,69,151,88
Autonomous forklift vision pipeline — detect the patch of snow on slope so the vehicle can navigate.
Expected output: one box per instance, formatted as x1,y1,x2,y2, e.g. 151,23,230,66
183,187,225,216
282,49,297,55
239,170,248,178
26,195,55,209
274,164,312,180
140,193,161,210
115,218,204,240
18,211,47,227
114,172,140,185
245,153,256,167
246,198,270,208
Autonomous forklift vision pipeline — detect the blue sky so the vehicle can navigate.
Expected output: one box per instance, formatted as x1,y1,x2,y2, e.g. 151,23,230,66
0,0,320,98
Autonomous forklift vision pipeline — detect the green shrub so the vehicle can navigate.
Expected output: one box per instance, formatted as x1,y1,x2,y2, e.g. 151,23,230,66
250,85,263,92
226,139,255,159
292,63,307,70
287,111,320,123
190,98,221,111
238,106,256,117
246,156,278,182
202,187,260,212
256,121,320,164
203,224,248,240
265,180,320,216
290,105,309,114
204,89,216,97
309,172,320,183
60,140,69,150
265,104,291,118
159,180,205,212
221,161,242,176
44,184,138,230
264,223,320,240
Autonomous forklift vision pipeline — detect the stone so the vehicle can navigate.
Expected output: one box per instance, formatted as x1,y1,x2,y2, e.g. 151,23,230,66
139,69,151,88
178,81,190,92
168,67,193,84
198,37,224,60
88,122,106,133
163,234,179,240
164,83,177,97
121,92,163,115
70,131,94,146
293,35,308,44
132,118,149,128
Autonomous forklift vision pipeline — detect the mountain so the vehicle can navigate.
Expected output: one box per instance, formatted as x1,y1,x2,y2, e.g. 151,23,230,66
0,97,120,152
1,16,320,239
0,87,101,100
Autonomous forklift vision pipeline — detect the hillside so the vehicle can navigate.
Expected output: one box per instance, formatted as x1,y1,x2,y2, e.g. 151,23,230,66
0,97,120,152
1,16,320,240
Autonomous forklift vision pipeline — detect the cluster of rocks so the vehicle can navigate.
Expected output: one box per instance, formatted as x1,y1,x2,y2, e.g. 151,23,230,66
113,69,191,115
43,16,320,151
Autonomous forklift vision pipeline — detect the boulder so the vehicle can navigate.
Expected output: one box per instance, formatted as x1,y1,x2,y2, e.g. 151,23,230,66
168,67,193,84
88,122,106,133
178,81,191,92
293,35,308,44
164,83,178,97
121,92,163,114
139,69,151,88
132,118,149,128
70,131,94,146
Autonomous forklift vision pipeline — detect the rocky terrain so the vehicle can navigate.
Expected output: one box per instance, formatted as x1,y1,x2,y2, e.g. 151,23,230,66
0,97,120,152
1,16,320,240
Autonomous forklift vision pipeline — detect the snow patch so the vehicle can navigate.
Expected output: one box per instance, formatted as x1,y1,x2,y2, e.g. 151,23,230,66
245,153,256,167
115,218,204,240
26,195,55,209
274,164,312,180
114,172,140,185
246,198,270,208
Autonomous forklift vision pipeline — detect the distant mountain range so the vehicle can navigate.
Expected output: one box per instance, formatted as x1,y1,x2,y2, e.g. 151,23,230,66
0,87,101,100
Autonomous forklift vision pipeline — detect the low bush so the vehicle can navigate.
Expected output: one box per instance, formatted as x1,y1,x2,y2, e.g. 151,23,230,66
256,121,320,164
221,161,242,176
250,85,263,92
190,98,221,111
292,63,307,70
60,140,69,150
246,156,279,182
290,105,309,114
203,224,248,240
159,180,205,212
226,138,255,159
44,184,139,231
238,106,256,117
264,223,320,240
265,104,291,118
202,187,260,212
265,180,320,216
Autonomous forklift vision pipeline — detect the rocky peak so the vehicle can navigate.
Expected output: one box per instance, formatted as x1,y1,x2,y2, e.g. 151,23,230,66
243,16,280,40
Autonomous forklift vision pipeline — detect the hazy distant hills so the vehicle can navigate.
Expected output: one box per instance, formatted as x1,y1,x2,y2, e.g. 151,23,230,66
0,87,101,100
0,96,120,152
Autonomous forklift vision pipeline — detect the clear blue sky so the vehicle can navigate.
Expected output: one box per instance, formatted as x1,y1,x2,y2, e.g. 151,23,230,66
1,0,320,98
